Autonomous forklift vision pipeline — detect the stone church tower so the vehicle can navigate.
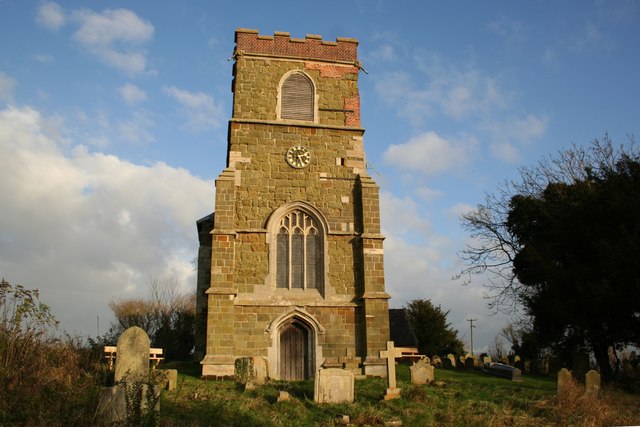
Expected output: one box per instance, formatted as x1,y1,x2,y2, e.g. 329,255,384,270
196,28,390,379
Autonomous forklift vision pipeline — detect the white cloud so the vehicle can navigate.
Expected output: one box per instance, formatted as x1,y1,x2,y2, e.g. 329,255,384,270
448,203,474,220
36,1,66,31
379,190,509,352
485,16,526,43
0,72,16,104
119,83,147,105
485,114,549,163
33,53,55,63
0,106,212,336
163,86,223,132
490,142,520,164
117,110,155,144
71,8,154,75
382,131,475,176
375,54,513,124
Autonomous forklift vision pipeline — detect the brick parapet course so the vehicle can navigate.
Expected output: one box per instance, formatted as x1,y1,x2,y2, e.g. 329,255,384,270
235,28,358,63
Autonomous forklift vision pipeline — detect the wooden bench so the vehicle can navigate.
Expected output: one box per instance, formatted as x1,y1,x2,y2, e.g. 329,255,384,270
103,346,165,370
394,347,425,362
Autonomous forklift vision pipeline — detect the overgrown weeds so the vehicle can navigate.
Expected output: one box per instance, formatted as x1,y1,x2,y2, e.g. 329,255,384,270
0,279,103,425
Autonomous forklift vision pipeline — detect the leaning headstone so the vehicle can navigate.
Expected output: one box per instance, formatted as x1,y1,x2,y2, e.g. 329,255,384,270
114,326,150,383
235,356,269,390
585,370,601,393
557,368,572,396
314,368,354,404
380,341,403,400
410,357,435,384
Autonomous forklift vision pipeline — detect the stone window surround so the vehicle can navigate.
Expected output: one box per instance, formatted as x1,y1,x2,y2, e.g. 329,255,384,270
276,70,319,124
265,201,328,297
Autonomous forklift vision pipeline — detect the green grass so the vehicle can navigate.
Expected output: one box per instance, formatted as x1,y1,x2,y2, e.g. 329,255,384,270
158,363,640,426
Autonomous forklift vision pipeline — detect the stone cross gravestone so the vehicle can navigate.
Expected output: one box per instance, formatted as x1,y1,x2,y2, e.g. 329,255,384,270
380,341,403,400
314,368,355,404
114,326,150,383
410,357,435,385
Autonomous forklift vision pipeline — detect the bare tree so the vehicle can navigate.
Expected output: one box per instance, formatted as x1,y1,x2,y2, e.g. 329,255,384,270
455,135,635,315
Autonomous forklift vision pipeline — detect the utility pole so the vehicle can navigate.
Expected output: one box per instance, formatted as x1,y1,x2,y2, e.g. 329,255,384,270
467,318,477,356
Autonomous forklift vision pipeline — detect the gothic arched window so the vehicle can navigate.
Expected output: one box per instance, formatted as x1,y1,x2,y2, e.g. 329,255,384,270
280,72,314,121
276,210,321,289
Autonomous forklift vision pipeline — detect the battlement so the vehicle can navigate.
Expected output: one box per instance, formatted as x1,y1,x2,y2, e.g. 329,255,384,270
235,28,358,63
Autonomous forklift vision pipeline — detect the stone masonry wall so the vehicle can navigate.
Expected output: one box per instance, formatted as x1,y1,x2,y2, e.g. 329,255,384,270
202,29,389,375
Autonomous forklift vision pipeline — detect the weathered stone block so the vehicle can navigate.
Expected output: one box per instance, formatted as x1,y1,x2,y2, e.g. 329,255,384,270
314,368,354,404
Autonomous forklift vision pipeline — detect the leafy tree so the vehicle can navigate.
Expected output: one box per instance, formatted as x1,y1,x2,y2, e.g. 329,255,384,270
457,136,640,381
405,299,465,356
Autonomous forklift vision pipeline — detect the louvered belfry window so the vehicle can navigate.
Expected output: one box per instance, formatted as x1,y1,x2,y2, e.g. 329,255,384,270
276,210,321,290
281,73,314,121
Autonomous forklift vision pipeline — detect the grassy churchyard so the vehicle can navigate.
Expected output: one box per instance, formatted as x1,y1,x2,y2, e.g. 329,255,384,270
158,363,640,426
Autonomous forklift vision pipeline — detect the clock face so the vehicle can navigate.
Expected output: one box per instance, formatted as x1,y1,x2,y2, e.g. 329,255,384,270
285,146,311,169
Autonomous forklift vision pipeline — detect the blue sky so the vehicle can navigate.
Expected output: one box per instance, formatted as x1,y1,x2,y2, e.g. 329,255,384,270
1,0,638,353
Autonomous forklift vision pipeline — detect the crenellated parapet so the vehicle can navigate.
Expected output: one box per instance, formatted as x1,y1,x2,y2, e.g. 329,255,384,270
235,28,358,63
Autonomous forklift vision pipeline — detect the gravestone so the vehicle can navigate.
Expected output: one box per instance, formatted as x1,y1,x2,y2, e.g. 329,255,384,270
500,355,510,366
464,356,474,370
557,368,572,395
573,351,590,380
410,357,434,384
158,369,178,391
115,326,150,383
314,368,355,403
483,363,522,381
482,355,492,365
95,327,159,425
380,341,403,400
234,356,269,390
445,354,456,369
432,355,442,368
585,370,601,393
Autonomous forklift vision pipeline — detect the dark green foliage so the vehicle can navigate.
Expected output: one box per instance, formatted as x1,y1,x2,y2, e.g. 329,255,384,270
405,299,465,356
507,154,640,381
458,136,640,383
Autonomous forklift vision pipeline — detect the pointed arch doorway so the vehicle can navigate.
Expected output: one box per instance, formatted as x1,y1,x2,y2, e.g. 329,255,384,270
279,319,311,380
266,308,324,380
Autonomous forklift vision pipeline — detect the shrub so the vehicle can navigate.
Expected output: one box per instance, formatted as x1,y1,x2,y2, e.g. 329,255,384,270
0,279,101,425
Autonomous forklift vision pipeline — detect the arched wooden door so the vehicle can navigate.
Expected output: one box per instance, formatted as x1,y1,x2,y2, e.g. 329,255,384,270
279,321,310,380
